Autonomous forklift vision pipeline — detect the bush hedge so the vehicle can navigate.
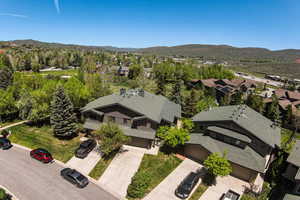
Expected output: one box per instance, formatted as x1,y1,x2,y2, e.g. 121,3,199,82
0,188,12,200
127,171,151,198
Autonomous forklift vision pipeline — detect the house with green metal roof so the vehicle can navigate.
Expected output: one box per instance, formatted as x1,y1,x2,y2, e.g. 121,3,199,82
184,105,281,183
282,140,300,200
81,88,181,148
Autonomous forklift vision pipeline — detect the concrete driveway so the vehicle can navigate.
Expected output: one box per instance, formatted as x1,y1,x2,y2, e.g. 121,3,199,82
143,159,202,200
98,145,145,198
199,175,250,200
0,146,118,200
66,149,102,175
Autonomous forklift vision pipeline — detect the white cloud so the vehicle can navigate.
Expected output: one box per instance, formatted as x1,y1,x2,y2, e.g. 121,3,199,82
0,13,28,18
54,0,60,14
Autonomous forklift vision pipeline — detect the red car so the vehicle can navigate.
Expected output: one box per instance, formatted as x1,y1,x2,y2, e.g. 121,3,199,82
30,148,53,163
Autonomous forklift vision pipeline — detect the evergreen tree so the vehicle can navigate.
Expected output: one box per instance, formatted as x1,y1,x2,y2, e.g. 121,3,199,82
50,86,77,138
230,91,243,105
266,94,280,123
220,94,230,106
246,93,264,113
170,80,183,105
184,89,199,117
0,54,13,90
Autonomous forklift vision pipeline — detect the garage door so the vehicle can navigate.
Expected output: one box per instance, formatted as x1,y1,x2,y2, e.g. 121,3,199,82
184,144,210,162
231,163,256,182
128,137,150,148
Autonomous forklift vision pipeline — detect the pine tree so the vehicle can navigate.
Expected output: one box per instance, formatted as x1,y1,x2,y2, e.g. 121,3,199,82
266,94,280,123
0,54,13,90
170,80,183,105
230,91,243,105
50,86,77,138
184,89,199,117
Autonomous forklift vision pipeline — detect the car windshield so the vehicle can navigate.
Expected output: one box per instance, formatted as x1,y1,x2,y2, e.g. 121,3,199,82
80,141,90,148
76,175,86,181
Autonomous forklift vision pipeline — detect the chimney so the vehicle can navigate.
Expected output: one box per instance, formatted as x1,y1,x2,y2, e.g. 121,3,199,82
120,88,126,96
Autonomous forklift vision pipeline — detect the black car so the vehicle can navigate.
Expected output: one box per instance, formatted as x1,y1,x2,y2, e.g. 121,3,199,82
221,190,240,200
175,172,201,199
0,138,13,150
60,168,89,188
75,139,97,158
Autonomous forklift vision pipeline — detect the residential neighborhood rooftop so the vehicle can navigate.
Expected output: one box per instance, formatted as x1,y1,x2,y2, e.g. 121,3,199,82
82,89,181,124
192,105,281,147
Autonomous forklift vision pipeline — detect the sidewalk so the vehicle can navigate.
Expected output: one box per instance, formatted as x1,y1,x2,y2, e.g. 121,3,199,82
0,121,29,132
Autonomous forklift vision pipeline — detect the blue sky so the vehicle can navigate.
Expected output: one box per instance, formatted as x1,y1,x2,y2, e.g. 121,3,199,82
0,0,299,50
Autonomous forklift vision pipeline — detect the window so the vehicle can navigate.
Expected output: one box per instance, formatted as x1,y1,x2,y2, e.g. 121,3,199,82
107,116,115,122
123,119,129,125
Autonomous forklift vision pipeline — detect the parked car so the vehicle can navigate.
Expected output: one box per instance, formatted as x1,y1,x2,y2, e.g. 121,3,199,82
60,168,89,188
75,139,97,158
0,138,13,150
175,172,201,199
30,148,53,163
221,190,240,200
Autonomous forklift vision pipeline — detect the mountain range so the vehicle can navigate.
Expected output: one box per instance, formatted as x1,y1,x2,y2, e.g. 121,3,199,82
1,40,300,78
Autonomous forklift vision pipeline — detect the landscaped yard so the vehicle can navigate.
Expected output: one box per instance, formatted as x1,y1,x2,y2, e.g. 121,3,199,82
8,125,81,163
89,153,116,180
127,151,182,199
188,184,208,200
281,128,295,153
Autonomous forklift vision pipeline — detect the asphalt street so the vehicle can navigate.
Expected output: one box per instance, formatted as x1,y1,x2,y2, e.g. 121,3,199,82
0,146,119,200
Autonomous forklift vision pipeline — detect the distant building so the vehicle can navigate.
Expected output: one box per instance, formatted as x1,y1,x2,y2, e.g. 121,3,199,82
190,78,257,102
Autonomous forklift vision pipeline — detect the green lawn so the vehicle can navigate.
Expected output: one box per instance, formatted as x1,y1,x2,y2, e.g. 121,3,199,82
188,184,208,200
89,153,116,180
8,125,80,163
281,128,295,153
127,151,182,199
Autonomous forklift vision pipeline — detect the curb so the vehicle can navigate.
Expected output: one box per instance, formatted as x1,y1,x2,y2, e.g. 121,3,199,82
11,143,124,200
0,185,19,200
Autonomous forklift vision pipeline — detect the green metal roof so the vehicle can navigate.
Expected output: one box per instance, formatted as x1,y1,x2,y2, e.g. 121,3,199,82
83,119,156,140
81,89,181,124
287,140,300,167
120,125,156,139
187,133,266,172
283,194,300,200
192,105,281,147
207,126,251,143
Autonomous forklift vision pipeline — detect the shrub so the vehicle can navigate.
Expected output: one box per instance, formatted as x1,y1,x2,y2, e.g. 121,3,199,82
0,188,12,200
127,171,151,198
203,152,232,180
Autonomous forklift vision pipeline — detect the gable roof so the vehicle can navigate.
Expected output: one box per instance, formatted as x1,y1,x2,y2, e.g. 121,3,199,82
287,91,300,100
192,105,281,147
274,89,287,99
187,133,266,172
200,79,217,87
81,89,181,123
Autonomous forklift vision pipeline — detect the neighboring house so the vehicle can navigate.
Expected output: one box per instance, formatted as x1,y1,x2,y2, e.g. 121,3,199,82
116,66,130,76
265,89,300,119
190,79,257,102
184,105,281,183
283,141,300,200
81,88,181,148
